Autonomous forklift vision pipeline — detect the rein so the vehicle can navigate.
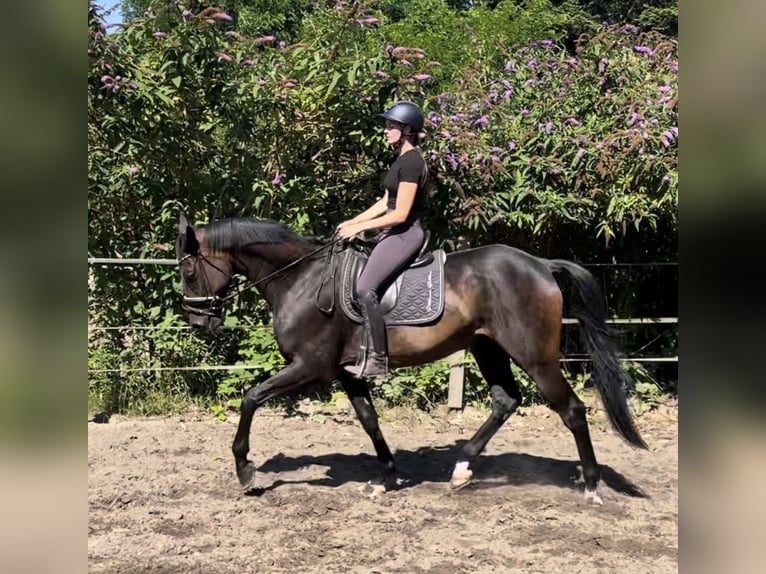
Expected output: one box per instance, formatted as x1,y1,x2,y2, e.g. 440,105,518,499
180,233,344,316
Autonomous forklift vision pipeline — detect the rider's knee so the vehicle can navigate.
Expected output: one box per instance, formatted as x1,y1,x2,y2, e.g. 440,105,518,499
356,287,379,305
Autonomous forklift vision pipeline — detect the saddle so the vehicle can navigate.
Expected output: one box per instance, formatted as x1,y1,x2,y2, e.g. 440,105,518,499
334,230,446,326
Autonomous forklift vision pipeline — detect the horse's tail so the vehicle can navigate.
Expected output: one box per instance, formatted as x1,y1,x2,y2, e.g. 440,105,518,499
546,259,648,450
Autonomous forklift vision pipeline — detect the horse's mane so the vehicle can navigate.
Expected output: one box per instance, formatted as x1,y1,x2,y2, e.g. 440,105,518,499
202,218,310,253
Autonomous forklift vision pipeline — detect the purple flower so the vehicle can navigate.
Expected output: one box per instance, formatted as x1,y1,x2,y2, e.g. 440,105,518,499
669,63,678,73
671,126,679,138
100,75,113,85
523,79,536,87
634,46,654,56
662,174,671,183
278,41,286,49
491,146,504,155
564,117,580,126
128,166,138,175
566,57,579,67
413,74,432,81
445,151,458,171
391,47,407,56
126,82,137,90
374,70,388,78
152,31,166,38
216,52,233,62
427,111,441,124
520,109,529,117
576,148,585,160
359,17,379,25
527,58,538,68
226,31,240,39
504,61,515,72
283,81,296,88
503,90,512,100
182,10,192,17
623,24,639,34
508,141,517,151
544,122,552,134
471,115,489,128
256,35,276,44
385,44,394,54
660,137,670,148
272,173,282,186
399,59,412,67
213,13,234,21
658,85,671,93
242,60,254,67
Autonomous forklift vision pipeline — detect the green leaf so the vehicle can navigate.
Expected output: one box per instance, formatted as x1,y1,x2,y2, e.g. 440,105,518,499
326,71,342,97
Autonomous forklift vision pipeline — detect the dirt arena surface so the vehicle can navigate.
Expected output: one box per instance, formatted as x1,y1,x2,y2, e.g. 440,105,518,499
88,397,678,573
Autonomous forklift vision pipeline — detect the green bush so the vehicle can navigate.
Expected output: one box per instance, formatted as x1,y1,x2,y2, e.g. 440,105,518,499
88,1,677,415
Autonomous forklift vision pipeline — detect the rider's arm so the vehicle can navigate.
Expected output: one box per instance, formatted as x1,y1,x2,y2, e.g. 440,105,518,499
358,183,416,231
348,192,389,224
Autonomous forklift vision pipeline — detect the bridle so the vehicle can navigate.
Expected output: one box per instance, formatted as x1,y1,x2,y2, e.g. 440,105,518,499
179,252,240,317
179,234,343,317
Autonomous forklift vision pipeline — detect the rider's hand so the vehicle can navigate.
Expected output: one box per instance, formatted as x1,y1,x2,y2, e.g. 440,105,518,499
338,222,364,240
335,220,353,233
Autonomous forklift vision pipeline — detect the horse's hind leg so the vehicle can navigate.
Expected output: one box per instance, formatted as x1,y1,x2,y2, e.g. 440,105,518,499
450,336,521,490
527,360,603,504
340,375,398,495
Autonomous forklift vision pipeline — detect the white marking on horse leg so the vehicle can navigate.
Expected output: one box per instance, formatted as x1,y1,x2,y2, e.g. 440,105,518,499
584,485,604,505
450,461,473,489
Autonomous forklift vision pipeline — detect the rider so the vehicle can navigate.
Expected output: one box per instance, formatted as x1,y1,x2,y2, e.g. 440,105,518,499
336,101,429,377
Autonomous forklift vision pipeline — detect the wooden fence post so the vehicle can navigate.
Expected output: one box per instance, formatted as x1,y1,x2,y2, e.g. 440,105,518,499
447,350,466,411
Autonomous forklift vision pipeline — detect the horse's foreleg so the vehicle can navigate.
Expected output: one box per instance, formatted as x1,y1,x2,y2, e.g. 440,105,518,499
340,375,399,494
451,337,521,489
232,361,316,491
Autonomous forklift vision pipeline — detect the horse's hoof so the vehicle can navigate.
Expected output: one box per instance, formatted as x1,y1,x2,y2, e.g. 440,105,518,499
390,476,411,490
450,467,473,490
237,461,257,490
584,487,604,506
358,481,387,499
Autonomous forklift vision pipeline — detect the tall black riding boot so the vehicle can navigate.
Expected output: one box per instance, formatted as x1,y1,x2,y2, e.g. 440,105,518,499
345,291,388,378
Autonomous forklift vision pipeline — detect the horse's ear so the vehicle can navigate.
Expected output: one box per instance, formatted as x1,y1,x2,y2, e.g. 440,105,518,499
177,211,199,256
184,225,200,256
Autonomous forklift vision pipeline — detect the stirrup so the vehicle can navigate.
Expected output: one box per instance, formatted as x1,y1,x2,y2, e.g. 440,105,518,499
344,350,388,378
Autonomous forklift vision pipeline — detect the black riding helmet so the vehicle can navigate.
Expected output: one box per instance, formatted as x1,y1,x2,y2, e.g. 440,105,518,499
378,101,424,133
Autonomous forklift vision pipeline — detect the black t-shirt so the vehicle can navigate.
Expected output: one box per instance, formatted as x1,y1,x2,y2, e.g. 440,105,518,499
383,148,426,223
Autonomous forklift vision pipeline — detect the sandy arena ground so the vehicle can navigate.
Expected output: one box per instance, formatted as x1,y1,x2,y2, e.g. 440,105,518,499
88,397,677,573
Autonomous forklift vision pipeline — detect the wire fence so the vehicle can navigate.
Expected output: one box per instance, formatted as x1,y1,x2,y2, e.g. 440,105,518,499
87,256,678,375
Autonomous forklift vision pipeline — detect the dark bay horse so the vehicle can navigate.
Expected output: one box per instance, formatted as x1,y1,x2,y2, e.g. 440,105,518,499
176,213,647,504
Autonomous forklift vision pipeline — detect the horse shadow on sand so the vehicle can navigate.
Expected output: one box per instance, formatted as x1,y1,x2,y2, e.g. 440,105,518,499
250,440,648,499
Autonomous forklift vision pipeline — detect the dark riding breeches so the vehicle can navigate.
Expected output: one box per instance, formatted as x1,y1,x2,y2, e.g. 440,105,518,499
355,221,425,353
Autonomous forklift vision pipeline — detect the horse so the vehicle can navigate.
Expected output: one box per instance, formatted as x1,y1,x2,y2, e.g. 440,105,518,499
175,212,648,504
